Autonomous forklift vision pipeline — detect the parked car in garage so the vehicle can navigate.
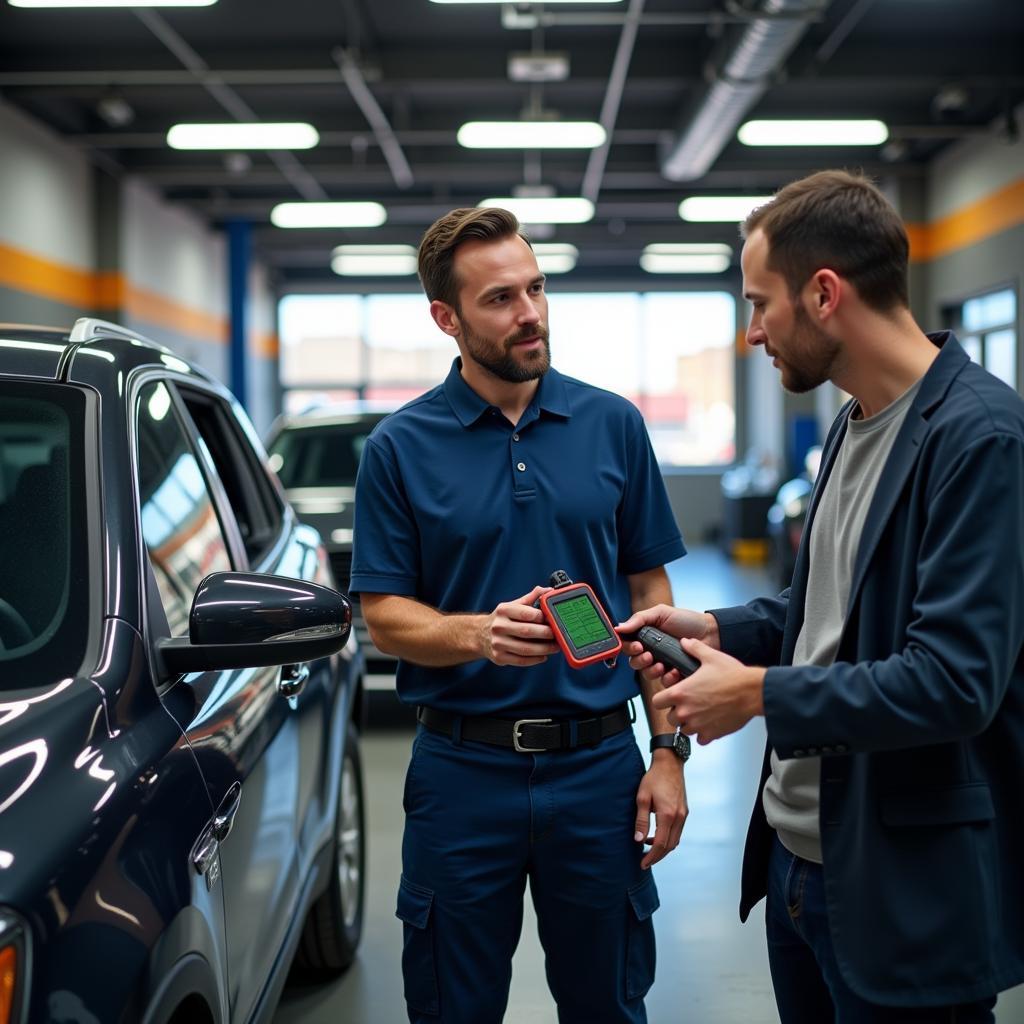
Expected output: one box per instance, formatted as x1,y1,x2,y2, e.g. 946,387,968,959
266,407,399,696
766,445,822,591
0,319,365,1024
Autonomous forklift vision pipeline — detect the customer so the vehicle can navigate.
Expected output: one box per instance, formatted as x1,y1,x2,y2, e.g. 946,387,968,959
619,169,1024,1023
351,207,688,1024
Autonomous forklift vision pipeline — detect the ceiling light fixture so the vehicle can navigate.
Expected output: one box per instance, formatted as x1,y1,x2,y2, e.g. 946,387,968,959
737,119,889,147
480,196,594,224
532,243,579,274
458,121,606,149
271,202,387,229
678,196,774,223
10,0,215,6
431,0,620,4
331,245,418,276
641,244,731,274
168,122,318,150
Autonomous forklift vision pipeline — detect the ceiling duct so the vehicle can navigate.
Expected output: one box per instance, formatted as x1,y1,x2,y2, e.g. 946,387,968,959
661,0,831,182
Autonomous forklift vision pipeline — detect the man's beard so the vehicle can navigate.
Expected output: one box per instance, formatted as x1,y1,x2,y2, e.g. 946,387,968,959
778,303,842,394
461,319,551,384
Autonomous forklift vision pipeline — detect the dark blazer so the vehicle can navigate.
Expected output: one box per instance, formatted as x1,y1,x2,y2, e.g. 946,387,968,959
713,333,1024,1006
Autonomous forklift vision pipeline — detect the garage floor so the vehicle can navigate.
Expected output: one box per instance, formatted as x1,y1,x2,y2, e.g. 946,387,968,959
274,548,1024,1024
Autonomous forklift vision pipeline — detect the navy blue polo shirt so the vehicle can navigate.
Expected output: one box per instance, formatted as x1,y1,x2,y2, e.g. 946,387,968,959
350,359,685,716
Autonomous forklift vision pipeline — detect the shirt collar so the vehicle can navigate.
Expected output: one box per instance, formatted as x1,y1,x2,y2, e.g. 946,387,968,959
442,357,571,428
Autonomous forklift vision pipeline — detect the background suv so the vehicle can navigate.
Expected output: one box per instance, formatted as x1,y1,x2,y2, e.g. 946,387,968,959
266,408,399,701
0,319,365,1024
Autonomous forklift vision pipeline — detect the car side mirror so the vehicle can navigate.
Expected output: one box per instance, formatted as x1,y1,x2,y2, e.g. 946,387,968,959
157,571,352,676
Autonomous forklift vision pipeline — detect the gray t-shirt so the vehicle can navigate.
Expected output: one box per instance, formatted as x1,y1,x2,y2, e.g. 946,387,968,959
763,381,921,863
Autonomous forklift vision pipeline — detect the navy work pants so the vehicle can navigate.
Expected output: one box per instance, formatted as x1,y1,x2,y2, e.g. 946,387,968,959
397,721,659,1023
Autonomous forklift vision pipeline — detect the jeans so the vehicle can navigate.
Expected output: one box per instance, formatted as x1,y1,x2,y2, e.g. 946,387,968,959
765,833,997,1023
397,723,658,1024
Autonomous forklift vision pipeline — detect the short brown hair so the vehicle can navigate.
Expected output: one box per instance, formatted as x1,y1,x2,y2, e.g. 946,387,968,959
742,170,909,312
417,207,527,308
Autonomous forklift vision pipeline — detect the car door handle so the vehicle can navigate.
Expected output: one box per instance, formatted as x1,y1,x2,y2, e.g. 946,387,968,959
277,662,310,699
212,781,242,842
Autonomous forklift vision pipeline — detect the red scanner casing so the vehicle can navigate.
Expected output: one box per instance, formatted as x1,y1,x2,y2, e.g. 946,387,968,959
537,582,623,669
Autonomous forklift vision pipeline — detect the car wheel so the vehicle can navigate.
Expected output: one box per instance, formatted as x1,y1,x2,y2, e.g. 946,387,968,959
295,721,365,975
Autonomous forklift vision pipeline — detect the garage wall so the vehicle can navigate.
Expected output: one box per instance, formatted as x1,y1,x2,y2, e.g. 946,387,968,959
0,99,279,431
918,114,1024,361
0,99,97,326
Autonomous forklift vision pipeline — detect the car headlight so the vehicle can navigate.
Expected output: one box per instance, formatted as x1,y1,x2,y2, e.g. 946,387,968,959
0,910,30,1024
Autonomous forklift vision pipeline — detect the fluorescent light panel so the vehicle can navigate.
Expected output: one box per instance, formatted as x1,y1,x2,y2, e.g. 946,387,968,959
332,245,417,277
738,119,888,147
678,196,774,223
532,243,579,274
168,122,318,150
11,0,214,5
644,243,733,258
458,121,606,149
432,0,619,4
272,202,387,229
641,253,731,274
481,196,594,224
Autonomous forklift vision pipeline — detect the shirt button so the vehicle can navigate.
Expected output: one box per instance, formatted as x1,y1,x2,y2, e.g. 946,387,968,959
512,433,520,441
517,462,526,472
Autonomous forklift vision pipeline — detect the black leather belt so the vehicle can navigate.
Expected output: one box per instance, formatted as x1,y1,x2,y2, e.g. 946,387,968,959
416,704,632,753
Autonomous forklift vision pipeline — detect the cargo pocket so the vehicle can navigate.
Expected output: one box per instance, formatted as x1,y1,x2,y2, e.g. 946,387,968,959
625,873,660,1001
396,876,440,1016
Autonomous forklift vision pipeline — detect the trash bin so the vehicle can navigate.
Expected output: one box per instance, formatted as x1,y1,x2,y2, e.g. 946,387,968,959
720,451,779,563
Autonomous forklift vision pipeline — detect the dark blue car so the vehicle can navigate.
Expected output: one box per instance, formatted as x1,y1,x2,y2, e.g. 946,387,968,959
0,319,366,1024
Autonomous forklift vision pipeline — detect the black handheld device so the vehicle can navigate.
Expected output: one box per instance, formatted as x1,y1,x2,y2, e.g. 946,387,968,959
635,626,701,678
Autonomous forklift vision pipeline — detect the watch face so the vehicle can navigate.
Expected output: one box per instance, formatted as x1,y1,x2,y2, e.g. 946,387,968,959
673,732,691,761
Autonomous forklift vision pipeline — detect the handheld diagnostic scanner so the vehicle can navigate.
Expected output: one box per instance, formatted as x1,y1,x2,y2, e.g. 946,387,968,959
537,570,623,669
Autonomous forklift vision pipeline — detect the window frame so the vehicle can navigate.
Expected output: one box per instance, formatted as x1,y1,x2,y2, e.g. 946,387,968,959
130,372,245,646
175,384,286,570
944,283,1019,390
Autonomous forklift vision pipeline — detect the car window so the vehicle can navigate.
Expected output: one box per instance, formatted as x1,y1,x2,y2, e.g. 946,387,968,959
0,380,90,680
178,388,284,567
135,381,233,636
268,424,374,489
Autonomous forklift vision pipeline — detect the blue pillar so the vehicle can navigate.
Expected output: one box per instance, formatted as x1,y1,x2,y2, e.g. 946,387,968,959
228,219,250,409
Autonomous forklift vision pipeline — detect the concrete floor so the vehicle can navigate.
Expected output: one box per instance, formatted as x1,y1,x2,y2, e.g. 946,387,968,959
275,548,1024,1024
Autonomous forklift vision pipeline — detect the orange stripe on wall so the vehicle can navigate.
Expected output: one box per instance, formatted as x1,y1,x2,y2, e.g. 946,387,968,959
907,177,1024,263
254,331,280,358
0,241,96,308
0,241,275,355
116,280,229,344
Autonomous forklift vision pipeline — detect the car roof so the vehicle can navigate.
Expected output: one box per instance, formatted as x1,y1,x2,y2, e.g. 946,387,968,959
0,319,219,388
271,406,393,433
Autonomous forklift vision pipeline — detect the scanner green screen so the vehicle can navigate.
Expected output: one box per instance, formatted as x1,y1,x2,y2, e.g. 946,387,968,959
553,594,612,648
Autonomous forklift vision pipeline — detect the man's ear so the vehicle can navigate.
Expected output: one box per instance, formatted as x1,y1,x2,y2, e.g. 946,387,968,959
430,299,460,338
806,268,842,322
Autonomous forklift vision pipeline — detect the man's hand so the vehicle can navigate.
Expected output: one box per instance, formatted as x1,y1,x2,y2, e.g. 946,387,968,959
616,605,720,685
481,585,561,666
651,638,765,745
634,752,688,869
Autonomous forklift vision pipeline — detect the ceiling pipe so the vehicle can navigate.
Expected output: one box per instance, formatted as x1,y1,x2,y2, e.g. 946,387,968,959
581,0,645,204
660,0,831,182
134,9,326,202
333,47,414,190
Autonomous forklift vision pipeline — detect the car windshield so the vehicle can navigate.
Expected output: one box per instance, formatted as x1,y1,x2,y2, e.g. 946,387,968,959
269,422,378,489
0,380,90,683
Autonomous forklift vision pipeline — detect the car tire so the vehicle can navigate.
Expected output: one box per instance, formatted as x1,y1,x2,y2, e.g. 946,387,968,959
295,721,365,975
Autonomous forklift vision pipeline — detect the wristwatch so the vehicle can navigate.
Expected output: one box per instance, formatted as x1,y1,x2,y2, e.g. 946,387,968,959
650,730,691,763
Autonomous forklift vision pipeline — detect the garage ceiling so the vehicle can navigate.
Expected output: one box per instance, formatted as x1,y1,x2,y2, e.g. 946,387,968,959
1,0,1021,288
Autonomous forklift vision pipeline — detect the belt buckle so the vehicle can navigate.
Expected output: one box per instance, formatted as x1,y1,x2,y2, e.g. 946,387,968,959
512,717,553,753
